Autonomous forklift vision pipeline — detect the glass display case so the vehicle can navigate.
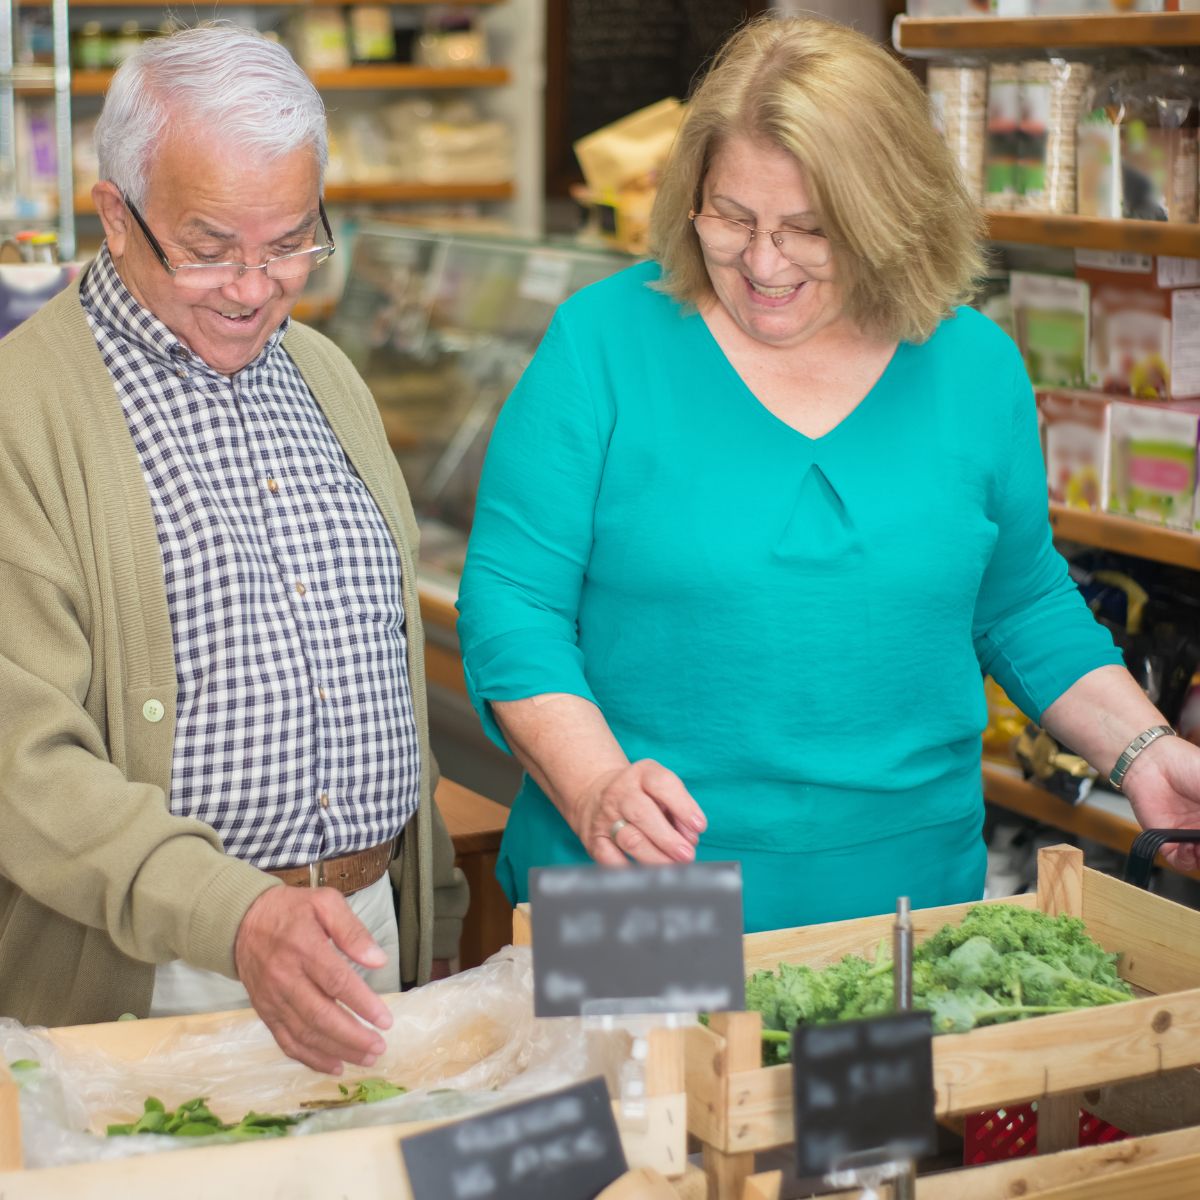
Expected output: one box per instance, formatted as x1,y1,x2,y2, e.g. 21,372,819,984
329,222,633,596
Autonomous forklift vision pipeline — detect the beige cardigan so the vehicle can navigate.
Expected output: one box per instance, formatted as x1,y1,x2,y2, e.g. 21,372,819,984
0,278,467,1027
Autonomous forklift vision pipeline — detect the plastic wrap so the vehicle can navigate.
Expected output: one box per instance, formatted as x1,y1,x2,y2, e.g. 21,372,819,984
2,946,634,1170
1016,58,1091,215
928,62,987,204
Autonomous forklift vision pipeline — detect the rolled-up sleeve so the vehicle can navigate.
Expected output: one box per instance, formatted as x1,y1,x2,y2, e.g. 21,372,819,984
456,311,611,750
972,358,1123,720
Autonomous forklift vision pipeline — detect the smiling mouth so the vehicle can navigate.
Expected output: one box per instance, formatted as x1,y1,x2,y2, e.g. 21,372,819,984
746,279,802,299
217,308,259,324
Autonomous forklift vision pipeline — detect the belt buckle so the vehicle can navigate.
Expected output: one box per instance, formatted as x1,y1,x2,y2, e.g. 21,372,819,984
308,859,325,888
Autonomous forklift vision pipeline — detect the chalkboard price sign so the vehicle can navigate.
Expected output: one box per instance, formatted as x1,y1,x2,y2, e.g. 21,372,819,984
529,861,745,1019
400,1077,627,1200
791,1011,937,1181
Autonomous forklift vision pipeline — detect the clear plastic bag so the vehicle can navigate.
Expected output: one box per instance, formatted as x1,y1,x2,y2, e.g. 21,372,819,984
3,946,633,1169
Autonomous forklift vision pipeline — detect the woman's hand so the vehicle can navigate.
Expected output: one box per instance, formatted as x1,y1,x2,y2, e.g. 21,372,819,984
568,760,707,868
1123,735,1200,872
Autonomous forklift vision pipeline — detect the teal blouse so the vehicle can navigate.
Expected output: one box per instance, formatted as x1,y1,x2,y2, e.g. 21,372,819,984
456,262,1121,931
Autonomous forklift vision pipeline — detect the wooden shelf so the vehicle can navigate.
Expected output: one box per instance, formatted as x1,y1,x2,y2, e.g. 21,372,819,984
74,180,513,215
895,12,1200,54
291,297,336,324
1049,503,1200,571
309,65,509,90
982,763,1200,880
55,65,509,97
985,211,1200,257
24,0,502,6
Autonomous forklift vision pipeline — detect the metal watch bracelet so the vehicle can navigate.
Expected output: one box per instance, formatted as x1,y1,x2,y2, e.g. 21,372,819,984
1108,725,1176,793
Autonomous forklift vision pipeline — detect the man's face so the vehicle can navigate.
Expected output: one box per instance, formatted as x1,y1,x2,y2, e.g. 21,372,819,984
99,131,323,375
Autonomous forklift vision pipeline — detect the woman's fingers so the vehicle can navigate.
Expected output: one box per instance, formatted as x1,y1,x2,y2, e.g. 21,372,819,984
582,759,706,866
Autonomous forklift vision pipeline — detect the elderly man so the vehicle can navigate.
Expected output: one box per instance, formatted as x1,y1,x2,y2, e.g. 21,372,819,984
0,25,468,1074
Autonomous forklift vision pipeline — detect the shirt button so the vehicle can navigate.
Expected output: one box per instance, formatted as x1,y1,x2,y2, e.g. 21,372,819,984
318,687,328,701
319,792,330,808
267,478,279,494
142,698,165,723
295,581,306,596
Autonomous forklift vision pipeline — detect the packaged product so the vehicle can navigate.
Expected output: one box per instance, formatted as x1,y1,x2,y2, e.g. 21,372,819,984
1037,388,1111,510
1106,399,1200,531
1076,68,1125,218
1016,58,1090,213
928,61,988,204
288,9,350,71
1010,271,1090,388
985,63,1021,209
1077,251,1200,399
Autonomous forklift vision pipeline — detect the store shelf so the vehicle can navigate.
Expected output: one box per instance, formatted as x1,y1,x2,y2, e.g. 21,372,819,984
1049,503,1200,571
895,12,1200,54
73,181,514,215
23,0,502,5
983,762,1200,880
309,65,509,90
985,211,1200,257
37,65,509,97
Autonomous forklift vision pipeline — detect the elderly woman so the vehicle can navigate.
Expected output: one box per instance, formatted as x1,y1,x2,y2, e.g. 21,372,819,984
457,16,1200,931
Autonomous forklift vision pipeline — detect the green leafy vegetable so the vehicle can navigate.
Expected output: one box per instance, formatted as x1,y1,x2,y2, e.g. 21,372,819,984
106,1095,299,1140
744,903,1134,1062
300,1076,408,1110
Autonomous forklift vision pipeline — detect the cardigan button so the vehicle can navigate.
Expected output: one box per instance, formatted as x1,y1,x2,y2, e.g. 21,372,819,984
142,698,165,723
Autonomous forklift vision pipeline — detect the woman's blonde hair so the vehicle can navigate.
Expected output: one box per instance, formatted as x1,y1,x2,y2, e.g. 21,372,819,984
649,15,985,343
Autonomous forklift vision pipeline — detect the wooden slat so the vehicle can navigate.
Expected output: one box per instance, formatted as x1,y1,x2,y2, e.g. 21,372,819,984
741,1172,782,1200
434,778,507,856
1080,867,1200,996
894,13,1200,53
422,638,466,696
741,892,1038,975
1049,504,1200,571
917,1126,1200,1200
310,65,510,90
1024,1150,1200,1200
326,181,514,203
418,588,459,634
0,1060,21,1172
511,902,531,946
986,212,1200,257
682,1024,730,1148
1037,845,1084,919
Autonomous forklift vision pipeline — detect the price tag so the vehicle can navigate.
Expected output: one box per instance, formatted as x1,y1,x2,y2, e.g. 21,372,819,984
791,1011,936,1181
400,1077,626,1200
530,861,745,1018
518,253,572,305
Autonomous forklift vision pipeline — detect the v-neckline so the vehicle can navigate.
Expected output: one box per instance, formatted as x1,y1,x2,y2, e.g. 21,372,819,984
692,307,905,446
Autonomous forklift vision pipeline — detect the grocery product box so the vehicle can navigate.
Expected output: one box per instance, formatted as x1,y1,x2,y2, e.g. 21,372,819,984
1106,397,1200,531
1075,251,1200,400
1010,271,1089,388
1037,388,1111,510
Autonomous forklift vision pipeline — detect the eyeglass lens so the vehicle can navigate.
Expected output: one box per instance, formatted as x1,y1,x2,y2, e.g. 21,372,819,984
171,248,331,290
692,214,830,269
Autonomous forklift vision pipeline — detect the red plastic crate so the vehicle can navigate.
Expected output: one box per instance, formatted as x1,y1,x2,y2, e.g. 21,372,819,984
963,1103,1127,1164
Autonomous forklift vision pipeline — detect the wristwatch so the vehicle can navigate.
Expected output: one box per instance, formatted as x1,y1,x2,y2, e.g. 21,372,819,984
1108,725,1176,793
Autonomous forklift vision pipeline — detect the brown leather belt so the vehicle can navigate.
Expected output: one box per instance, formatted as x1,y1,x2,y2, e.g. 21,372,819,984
264,838,396,897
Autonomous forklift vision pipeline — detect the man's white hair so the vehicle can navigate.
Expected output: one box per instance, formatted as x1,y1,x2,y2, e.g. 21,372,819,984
95,23,327,207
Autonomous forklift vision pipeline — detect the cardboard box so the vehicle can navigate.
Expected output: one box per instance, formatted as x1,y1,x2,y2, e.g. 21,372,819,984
1076,253,1200,400
1107,398,1200,531
1037,388,1111,510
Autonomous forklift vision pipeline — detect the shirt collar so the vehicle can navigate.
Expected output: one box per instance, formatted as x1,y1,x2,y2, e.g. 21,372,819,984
80,242,290,375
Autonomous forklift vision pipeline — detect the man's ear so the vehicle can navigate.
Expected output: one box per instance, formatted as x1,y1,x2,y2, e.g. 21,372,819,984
92,182,130,258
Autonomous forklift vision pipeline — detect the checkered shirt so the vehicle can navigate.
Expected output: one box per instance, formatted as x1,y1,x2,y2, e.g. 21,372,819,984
81,245,420,869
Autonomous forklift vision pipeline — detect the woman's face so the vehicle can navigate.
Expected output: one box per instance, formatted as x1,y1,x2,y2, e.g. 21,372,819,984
696,135,845,351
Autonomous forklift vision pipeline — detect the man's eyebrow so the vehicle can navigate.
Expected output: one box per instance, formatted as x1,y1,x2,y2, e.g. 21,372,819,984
177,212,320,242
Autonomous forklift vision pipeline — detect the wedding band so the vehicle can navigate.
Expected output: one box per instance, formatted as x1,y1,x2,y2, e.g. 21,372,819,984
609,817,629,841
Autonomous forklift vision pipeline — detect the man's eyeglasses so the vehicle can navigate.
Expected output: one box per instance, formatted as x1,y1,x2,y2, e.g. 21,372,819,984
123,195,336,290
688,210,831,270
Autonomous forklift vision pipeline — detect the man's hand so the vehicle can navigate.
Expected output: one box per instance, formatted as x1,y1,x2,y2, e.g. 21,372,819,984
235,886,394,1074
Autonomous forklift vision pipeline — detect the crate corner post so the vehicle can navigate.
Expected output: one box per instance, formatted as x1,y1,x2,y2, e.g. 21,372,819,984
1036,844,1085,918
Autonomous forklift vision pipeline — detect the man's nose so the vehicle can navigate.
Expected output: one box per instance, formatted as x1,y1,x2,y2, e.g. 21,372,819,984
221,264,278,307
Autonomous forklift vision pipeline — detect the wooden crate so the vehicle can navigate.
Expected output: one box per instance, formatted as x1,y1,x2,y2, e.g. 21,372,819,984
686,846,1200,1199
0,975,690,1196
738,1124,1200,1199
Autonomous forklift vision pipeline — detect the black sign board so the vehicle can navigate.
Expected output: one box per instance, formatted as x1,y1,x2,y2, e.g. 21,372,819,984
791,1011,937,1181
400,1077,626,1200
529,861,745,1018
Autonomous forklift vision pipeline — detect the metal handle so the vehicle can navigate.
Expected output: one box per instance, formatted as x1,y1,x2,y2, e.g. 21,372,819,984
1122,829,1200,890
